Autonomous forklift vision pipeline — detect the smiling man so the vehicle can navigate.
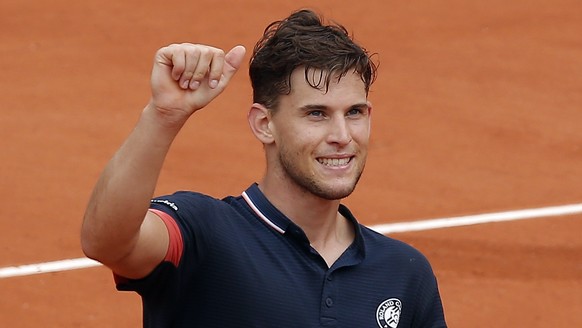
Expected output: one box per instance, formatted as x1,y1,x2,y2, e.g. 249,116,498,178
81,9,447,328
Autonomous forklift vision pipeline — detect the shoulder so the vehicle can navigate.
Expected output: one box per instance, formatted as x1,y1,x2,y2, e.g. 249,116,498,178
340,205,434,269
151,191,220,209
359,225,438,275
149,191,243,216
149,191,246,233
361,225,419,253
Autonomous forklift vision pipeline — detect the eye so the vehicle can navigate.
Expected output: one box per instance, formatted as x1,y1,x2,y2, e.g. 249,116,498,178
308,110,324,117
347,108,363,116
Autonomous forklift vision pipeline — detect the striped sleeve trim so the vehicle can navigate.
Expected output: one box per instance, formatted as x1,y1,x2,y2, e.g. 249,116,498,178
149,208,184,267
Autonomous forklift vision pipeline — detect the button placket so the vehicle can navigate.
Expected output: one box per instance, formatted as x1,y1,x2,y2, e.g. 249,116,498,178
320,272,337,323
325,297,334,307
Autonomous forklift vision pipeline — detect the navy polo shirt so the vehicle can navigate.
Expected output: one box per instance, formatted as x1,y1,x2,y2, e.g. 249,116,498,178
117,183,446,327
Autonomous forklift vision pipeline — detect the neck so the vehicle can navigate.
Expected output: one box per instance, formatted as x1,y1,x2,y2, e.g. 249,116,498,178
257,177,355,267
258,177,340,234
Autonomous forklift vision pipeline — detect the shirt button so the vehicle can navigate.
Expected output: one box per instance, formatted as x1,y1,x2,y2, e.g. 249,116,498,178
325,297,334,307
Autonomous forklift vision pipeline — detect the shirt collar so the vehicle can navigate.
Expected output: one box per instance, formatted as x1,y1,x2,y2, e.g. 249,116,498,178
241,183,292,234
241,183,365,249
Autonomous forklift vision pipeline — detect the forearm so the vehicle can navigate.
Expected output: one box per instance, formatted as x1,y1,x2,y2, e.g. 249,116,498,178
81,103,182,263
80,43,245,270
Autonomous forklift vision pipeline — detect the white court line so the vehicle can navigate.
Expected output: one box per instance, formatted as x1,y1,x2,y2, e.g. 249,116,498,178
372,203,582,234
1,203,581,279
0,257,102,279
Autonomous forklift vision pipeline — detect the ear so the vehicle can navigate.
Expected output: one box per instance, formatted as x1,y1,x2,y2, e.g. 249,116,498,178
248,103,274,144
367,100,373,125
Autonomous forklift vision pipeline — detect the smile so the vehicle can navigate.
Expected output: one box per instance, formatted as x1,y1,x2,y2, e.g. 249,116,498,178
317,157,352,167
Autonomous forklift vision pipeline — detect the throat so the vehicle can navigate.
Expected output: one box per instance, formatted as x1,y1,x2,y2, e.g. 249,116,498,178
311,240,351,268
308,214,355,267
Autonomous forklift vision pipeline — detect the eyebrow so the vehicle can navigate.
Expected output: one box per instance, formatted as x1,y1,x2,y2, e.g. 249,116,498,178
299,102,368,112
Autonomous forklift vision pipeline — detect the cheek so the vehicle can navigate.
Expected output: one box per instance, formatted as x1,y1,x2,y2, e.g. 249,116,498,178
277,137,322,170
351,123,371,143
277,124,320,147
279,136,312,157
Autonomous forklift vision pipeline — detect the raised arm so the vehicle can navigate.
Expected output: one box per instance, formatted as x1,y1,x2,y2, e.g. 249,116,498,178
81,43,246,279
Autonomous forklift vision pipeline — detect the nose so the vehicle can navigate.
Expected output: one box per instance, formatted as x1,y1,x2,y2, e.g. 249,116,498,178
327,115,352,146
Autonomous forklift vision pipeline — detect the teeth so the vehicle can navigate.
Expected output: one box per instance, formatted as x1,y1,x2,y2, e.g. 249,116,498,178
318,157,350,166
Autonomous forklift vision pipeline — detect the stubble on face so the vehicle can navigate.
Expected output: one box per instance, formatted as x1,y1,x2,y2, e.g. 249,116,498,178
274,72,369,200
277,144,366,200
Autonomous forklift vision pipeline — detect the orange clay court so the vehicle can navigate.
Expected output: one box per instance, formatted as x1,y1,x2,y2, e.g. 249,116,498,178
1,1,581,327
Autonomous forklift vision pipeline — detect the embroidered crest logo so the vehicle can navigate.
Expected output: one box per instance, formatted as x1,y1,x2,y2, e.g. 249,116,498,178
376,298,402,328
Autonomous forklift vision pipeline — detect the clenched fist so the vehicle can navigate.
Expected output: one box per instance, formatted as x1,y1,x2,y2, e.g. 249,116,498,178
148,43,246,127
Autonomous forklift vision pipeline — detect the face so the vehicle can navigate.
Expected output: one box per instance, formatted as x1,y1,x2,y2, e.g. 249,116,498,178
267,68,372,200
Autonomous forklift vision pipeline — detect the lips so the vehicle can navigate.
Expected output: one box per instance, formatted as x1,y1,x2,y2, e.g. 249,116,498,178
317,157,352,167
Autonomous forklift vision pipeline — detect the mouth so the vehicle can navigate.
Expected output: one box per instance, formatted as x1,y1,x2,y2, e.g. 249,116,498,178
316,156,353,167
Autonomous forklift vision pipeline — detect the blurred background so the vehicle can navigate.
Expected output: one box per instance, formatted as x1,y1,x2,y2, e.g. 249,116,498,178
1,0,581,326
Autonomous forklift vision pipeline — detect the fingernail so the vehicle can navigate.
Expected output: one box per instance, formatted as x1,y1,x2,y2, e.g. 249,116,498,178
209,79,218,89
190,80,200,90
182,80,190,89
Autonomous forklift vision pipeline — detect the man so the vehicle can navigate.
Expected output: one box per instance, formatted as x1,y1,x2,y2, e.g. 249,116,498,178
81,9,447,328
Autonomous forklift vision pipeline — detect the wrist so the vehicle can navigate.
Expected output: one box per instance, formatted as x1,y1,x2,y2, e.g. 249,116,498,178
142,100,190,133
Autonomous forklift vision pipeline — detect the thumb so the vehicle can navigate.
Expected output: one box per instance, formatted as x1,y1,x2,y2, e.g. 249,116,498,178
220,45,246,83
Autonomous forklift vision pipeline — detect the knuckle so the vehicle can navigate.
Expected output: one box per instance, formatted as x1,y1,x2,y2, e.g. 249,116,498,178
193,71,207,79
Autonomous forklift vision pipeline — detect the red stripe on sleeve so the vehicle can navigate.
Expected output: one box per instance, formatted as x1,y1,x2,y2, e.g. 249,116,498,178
149,209,184,267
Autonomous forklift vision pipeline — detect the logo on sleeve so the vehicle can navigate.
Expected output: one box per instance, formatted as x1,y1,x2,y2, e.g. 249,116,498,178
151,199,178,211
376,298,402,328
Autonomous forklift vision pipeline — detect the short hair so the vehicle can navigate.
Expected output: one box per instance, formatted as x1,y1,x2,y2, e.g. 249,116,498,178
249,9,378,109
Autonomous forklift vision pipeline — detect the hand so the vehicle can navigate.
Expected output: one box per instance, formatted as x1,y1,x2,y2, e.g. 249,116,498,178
149,43,246,126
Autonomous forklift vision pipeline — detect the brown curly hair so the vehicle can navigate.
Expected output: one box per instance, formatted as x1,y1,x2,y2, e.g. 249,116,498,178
249,9,378,109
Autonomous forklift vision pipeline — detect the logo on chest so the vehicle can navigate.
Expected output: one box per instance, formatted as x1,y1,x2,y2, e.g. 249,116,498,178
376,298,402,328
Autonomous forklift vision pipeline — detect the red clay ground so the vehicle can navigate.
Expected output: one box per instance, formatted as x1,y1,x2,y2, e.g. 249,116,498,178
1,0,581,327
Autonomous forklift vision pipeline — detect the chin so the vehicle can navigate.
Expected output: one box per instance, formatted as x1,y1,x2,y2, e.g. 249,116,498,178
311,182,358,200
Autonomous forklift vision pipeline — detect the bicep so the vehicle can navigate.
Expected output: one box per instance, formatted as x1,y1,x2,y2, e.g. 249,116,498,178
109,210,170,279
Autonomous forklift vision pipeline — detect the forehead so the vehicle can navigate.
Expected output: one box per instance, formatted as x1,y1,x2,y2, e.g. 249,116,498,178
283,68,368,107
